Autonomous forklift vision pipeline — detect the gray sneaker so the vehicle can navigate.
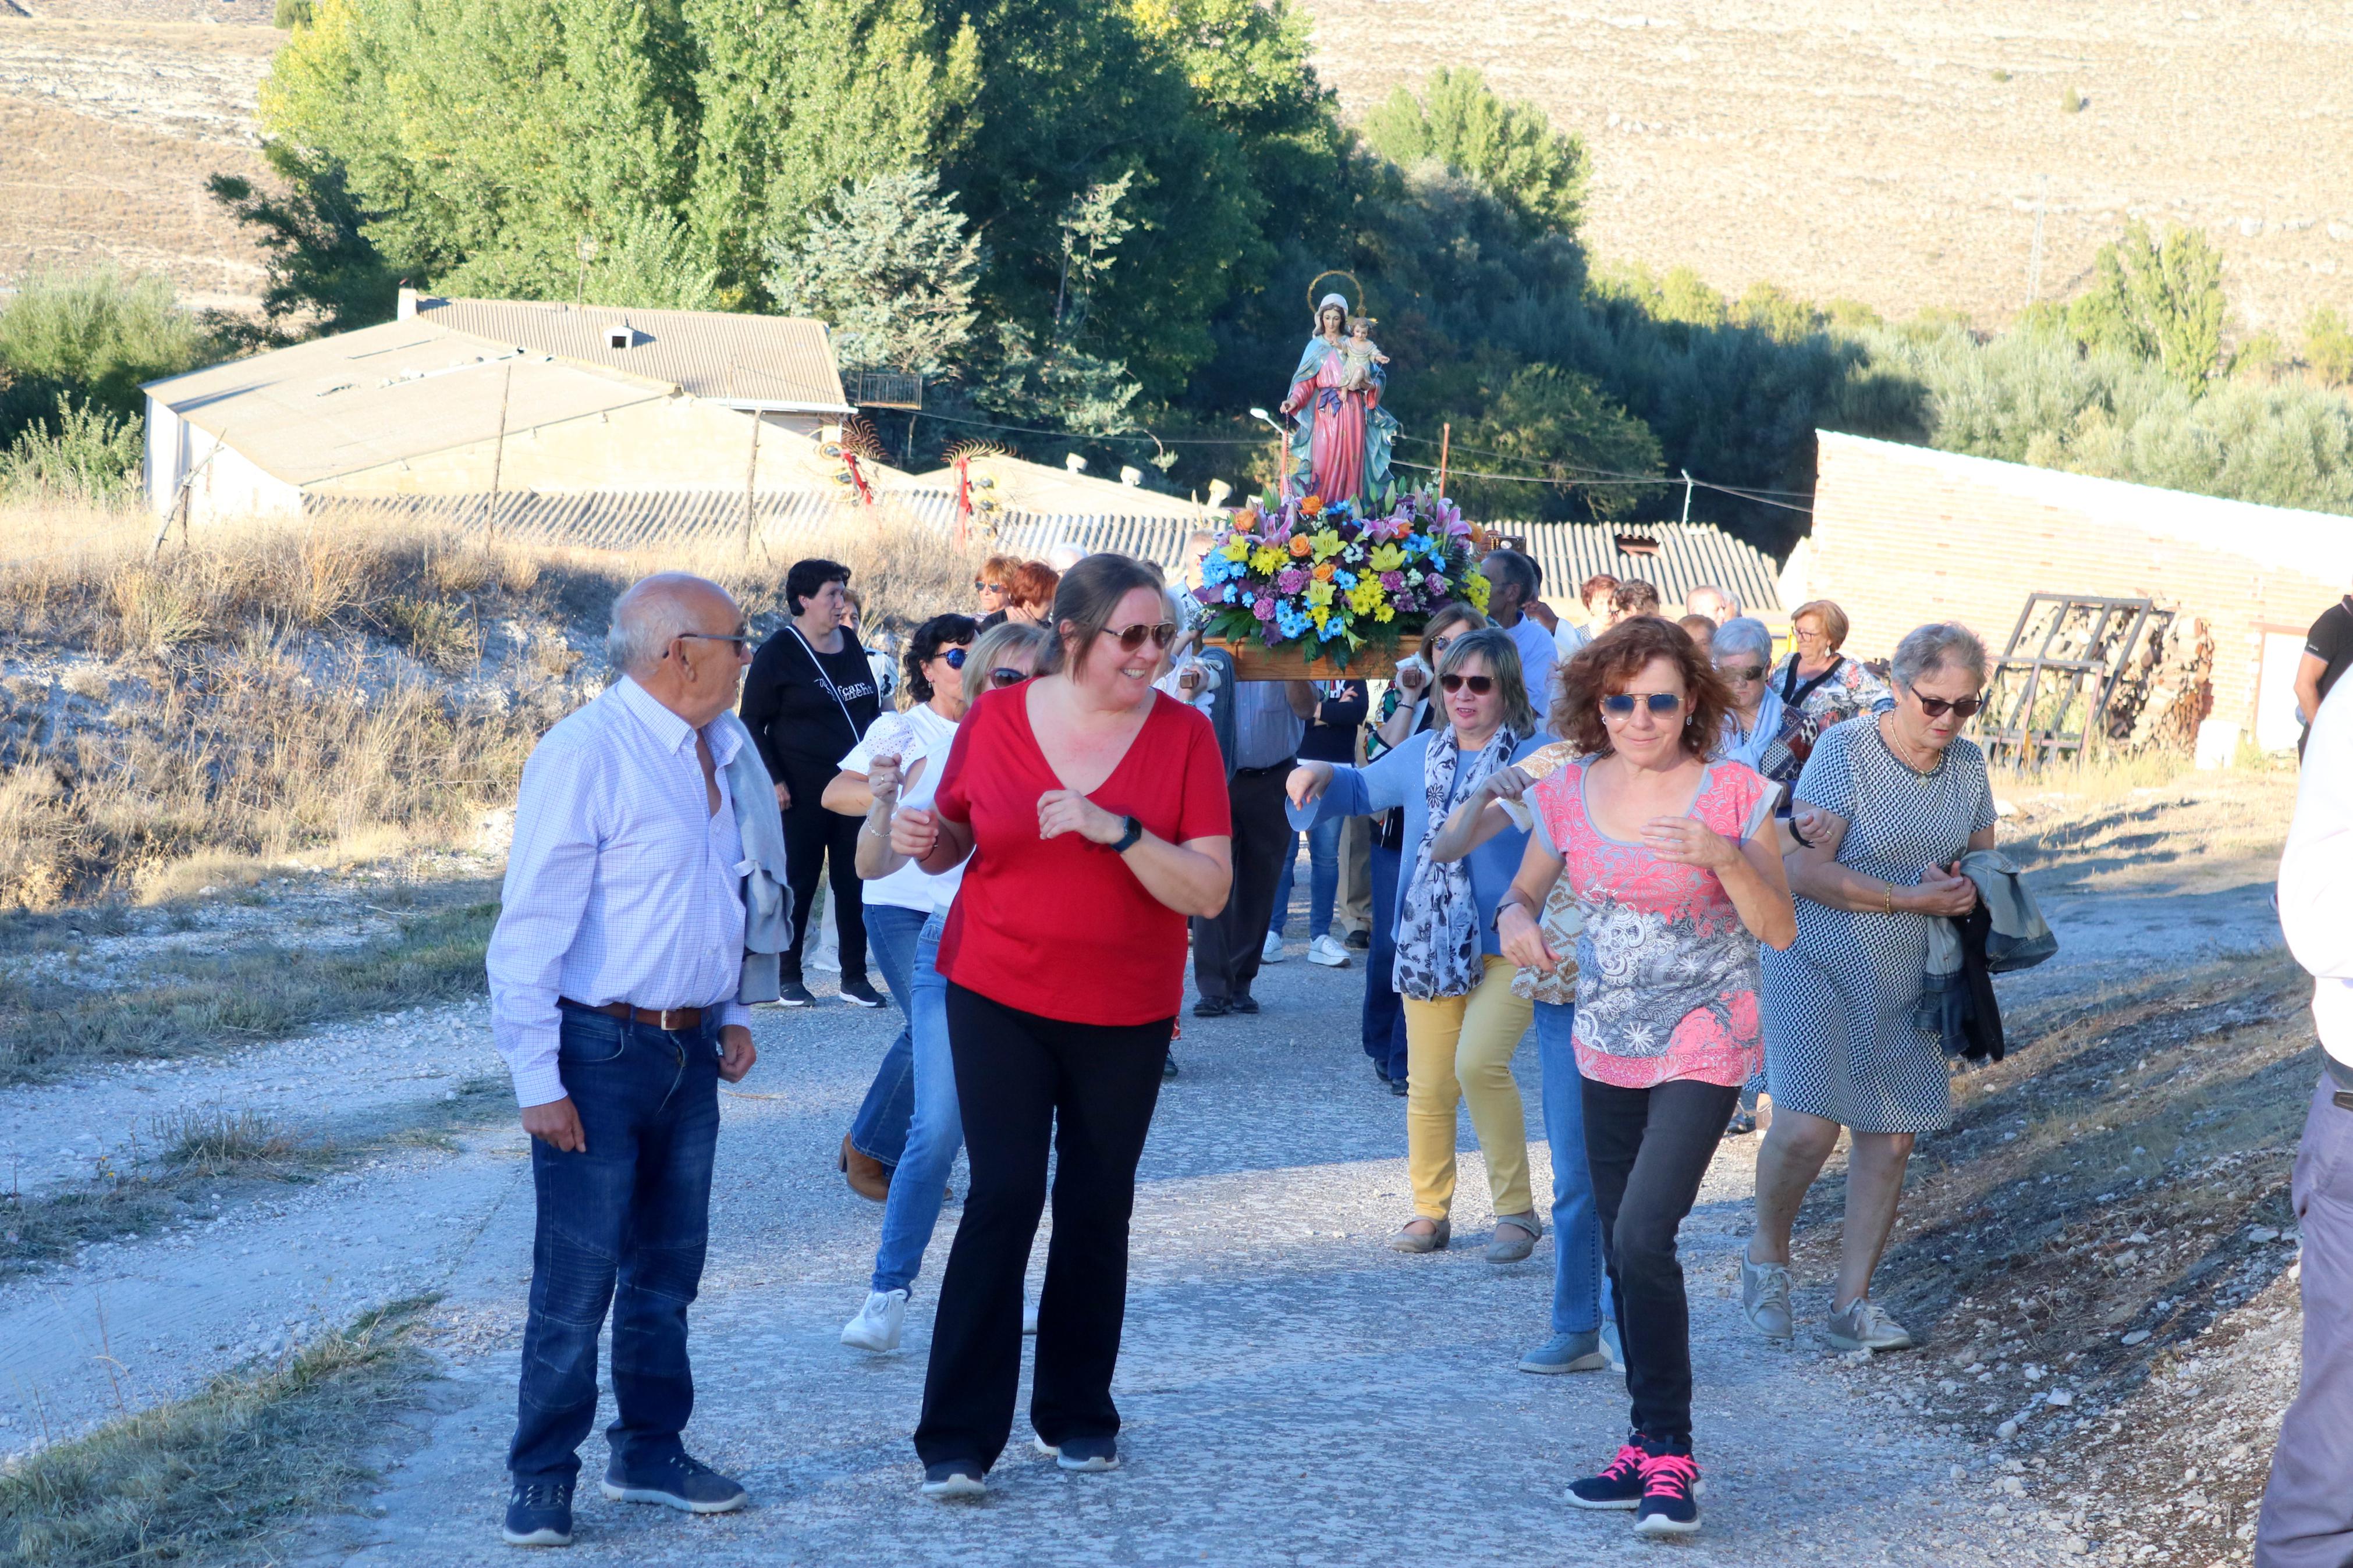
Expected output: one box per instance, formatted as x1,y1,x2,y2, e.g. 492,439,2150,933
1518,1329,1609,1374
1741,1256,1794,1341
1826,1296,1915,1352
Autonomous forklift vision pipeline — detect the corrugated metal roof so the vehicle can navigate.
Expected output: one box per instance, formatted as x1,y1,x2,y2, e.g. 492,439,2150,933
409,296,851,414
144,321,673,486
1500,521,1784,616
909,455,1213,520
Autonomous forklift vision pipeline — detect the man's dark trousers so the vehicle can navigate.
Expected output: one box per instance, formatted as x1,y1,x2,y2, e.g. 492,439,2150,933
1191,762,1293,1004
509,1005,720,1484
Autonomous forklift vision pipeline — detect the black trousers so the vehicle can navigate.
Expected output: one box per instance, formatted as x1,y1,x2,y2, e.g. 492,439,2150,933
1582,1075,1741,1446
914,983,1171,1470
1190,762,1293,1002
778,762,867,986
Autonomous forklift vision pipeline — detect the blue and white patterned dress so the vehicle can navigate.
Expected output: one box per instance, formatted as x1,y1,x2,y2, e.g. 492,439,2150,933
1762,717,1996,1133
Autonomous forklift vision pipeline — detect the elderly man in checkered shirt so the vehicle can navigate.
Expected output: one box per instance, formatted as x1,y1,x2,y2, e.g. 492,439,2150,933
485,572,789,1549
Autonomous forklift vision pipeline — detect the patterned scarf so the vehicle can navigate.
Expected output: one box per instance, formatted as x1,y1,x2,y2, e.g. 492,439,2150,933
1392,722,1523,1001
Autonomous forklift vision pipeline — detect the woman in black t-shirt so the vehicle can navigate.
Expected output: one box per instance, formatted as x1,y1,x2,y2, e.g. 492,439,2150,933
741,557,884,1007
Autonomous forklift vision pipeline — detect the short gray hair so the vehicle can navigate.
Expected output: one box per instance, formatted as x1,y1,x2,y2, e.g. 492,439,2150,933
1891,621,1988,689
606,571,725,674
1712,615,1774,666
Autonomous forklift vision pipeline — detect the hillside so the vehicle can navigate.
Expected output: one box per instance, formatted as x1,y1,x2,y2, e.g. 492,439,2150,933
1302,0,2353,334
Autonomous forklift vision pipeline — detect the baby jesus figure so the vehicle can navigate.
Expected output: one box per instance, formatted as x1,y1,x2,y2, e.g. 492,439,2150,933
1335,315,1390,392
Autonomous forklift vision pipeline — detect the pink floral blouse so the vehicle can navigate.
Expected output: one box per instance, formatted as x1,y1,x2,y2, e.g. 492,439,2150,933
1529,759,1775,1090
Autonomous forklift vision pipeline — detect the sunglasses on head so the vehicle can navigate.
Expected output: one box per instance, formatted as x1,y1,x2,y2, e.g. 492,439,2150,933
988,667,1028,689
1106,621,1177,652
1438,673,1493,695
1913,692,1984,719
935,646,969,669
1601,692,1685,717
1719,663,1766,682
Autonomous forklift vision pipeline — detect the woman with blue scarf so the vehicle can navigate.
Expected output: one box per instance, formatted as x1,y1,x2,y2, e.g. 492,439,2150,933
1710,618,1784,776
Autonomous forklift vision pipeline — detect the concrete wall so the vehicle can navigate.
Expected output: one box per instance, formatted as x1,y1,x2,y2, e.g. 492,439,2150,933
1806,431,2353,740
308,399,831,498
144,399,303,527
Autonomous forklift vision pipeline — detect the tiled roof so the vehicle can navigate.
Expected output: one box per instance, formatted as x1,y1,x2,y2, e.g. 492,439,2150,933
143,321,672,486
406,295,851,414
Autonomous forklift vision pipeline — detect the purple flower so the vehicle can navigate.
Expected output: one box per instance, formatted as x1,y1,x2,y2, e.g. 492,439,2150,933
1193,584,1222,605
1380,570,1404,592
1275,566,1309,595
1252,596,1277,623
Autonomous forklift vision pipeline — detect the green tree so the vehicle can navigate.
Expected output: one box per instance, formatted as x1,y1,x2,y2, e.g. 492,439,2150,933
968,175,1145,433
207,141,400,335
763,170,984,376
2306,307,2353,386
1361,67,1586,237
1453,363,1663,521
0,270,212,442
2064,221,2226,388
0,394,144,503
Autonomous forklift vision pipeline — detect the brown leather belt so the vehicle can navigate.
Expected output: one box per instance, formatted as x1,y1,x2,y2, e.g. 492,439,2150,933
560,998,707,1030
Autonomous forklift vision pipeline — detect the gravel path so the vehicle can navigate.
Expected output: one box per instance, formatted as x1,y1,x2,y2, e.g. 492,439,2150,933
223,948,2079,1567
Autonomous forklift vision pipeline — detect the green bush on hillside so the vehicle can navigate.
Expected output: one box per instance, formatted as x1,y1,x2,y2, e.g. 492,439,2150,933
0,396,145,505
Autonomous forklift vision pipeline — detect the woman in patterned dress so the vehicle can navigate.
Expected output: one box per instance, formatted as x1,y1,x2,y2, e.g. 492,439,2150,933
1495,618,1795,1538
1760,599,1895,798
1741,623,1996,1355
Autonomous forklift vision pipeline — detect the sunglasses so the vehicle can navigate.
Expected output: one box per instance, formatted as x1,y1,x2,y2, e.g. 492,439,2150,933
1718,664,1766,682
1601,692,1685,717
975,579,1006,594
988,667,1029,689
1438,673,1493,695
1914,693,1984,719
673,630,752,652
935,646,970,670
1106,621,1177,652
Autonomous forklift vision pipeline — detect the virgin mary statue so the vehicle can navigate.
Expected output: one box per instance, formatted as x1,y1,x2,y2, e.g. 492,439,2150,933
1279,292,1399,510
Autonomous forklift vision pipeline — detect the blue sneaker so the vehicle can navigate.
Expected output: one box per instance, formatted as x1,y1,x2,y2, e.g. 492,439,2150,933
1600,1320,1626,1373
501,1477,573,1546
1517,1329,1609,1374
921,1459,987,1500
600,1452,747,1513
1032,1433,1119,1472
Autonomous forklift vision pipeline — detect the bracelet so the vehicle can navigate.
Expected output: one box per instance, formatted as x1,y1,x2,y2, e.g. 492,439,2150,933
1881,886,1894,916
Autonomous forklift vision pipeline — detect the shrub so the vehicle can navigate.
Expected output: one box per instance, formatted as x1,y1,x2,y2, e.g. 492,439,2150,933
2307,307,2353,386
0,270,211,437
0,396,143,504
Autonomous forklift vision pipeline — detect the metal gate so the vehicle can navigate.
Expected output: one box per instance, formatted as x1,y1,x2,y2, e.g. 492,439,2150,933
1982,593,2167,764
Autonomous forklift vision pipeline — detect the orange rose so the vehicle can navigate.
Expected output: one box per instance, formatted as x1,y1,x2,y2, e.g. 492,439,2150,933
1312,560,1336,581
1300,495,1325,517
1288,534,1314,557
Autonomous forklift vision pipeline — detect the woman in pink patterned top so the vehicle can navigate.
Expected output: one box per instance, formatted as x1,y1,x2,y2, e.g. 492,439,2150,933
1494,618,1794,1539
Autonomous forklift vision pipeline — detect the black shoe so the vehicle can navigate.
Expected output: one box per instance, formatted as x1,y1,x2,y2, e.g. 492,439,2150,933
1632,1437,1703,1537
1373,1063,1390,1085
1723,1109,1758,1136
1191,996,1230,1018
1345,929,1371,950
1032,1433,1120,1472
1230,994,1259,1015
502,1477,574,1546
839,977,886,1008
1389,1076,1408,1097
601,1451,748,1514
920,1459,987,1500
1162,1051,1180,1079
1565,1435,1648,1510
777,980,815,1007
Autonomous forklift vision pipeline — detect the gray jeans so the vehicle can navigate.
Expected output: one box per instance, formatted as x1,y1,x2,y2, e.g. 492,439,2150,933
2256,1072,2353,1568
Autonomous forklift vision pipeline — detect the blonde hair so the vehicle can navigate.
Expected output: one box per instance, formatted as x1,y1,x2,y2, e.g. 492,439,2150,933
1792,599,1851,650
1436,627,1537,736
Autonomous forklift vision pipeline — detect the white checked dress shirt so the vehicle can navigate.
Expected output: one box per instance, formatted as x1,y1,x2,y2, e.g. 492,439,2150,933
488,677,751,1107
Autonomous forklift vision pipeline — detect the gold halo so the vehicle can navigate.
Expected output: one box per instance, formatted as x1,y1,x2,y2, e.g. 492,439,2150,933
1305,270,1364,317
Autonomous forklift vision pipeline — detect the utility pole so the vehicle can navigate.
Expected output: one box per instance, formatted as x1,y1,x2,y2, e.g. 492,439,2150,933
1680,468,1694,525
2027,173,2049,307
742,404,762,559
1438,422,1452,497
486,362,512,539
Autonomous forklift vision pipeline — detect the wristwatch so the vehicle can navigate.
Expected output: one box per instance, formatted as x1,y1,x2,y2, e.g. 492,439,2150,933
1111,815,1145,853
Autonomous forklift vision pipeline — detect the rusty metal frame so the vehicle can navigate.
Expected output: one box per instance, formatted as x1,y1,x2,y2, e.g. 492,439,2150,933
1983,593,2160,764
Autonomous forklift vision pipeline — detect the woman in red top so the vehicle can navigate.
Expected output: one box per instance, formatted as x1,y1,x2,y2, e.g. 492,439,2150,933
890,552,1232,1499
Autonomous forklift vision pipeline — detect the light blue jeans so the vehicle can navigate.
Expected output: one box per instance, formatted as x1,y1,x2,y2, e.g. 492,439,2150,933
870,910,958,1296
1534,1000,1611,1336
1269,813,1343,941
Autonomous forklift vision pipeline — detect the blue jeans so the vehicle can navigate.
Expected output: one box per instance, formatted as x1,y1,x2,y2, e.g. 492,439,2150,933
853,904,933,1171
1534,1000,1611,1336
1269,815,1343,940
872,912,958,1295
1361,838,1406,1079
510,1005,720,1483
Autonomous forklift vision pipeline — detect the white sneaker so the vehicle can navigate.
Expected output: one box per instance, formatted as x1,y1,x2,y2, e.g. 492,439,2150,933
1307,935,1351,968
1261,931,1287,963
1826,1296,1915,1352
808,945,842,974
840,1289,907,1352
1022,1298,1039,1335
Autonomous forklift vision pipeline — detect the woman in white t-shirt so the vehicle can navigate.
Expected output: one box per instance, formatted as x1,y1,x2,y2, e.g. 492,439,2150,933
833,617,1053,1352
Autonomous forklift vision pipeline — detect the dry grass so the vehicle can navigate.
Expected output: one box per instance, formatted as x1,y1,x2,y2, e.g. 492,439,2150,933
151,1104,301,1176
0,501,984,906
0,1295,434,1567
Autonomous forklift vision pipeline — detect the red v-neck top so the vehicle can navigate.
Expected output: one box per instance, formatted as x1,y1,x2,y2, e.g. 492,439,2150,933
933,684,1231,1025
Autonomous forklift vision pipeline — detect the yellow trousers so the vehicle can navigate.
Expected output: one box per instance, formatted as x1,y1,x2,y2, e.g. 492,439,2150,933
1400,955,1536,1220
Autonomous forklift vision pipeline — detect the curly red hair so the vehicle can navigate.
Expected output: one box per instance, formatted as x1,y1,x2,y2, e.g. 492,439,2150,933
1551,616,1731,760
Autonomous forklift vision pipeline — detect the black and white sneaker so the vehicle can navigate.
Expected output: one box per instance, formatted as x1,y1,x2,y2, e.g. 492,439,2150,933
601,1451,747,1513
920,1460,987,1500
1565,1438,1648,1510
1032,1434,1119,1472
839,978,886,1008
501,1478,573,1546
776,981,815,1007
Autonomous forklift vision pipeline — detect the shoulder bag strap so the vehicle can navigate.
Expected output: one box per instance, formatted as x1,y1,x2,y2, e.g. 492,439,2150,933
788,625,861,742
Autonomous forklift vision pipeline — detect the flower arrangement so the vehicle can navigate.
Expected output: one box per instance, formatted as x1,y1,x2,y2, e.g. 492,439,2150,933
1194,488,1490,670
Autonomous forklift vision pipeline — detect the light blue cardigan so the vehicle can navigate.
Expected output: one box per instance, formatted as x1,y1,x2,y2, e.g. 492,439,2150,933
713,710,794,1005
1288,731,1552,957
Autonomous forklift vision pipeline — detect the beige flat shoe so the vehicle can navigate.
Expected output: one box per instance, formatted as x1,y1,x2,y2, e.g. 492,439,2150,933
1486,1212,1542,1264
1389,1216,1451,1254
